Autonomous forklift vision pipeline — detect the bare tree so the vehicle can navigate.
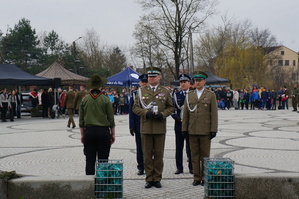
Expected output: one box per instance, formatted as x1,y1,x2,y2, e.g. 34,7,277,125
136,0,218,79
250,27,278,48
81,29,106,71
131,18,160,72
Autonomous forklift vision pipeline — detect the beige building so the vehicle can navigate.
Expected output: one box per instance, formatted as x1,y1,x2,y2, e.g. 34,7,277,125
266,45,299,74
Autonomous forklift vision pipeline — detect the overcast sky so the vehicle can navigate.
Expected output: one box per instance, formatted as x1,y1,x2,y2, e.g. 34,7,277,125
0,0,298,52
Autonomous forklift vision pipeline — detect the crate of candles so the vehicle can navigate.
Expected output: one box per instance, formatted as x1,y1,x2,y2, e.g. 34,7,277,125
95,160,123,199
204,158,235,198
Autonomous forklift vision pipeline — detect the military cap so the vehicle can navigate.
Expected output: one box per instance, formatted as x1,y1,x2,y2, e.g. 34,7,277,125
193,71,208,80
138,74,148,82
68,84,74,88
178,74,191,82
86,74,108,89
146,67,162,77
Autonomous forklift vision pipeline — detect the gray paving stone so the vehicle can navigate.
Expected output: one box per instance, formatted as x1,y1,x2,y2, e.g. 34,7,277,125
1,109,299,198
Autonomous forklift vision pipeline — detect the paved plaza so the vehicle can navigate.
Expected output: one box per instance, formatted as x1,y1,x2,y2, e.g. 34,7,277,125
1,109,299,198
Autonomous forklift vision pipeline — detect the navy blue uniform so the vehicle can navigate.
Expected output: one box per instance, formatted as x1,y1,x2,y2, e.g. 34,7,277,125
171,90,192,172
129,90,144,172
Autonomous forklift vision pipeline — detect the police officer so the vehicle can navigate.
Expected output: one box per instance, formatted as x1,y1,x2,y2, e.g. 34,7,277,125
64,85,76,128
171,74,193,175
133,67,174,189
182,71,218,186
79,74,115,175
129,74,148,175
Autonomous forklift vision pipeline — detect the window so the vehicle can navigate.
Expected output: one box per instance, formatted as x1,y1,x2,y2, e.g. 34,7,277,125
269,60,273,66
278,60,283,66
285,60,289,66
281,51,284,55
293,60,296,66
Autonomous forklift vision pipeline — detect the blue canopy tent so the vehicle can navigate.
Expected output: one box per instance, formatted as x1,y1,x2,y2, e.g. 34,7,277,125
106,67,140,87
0,64,52,86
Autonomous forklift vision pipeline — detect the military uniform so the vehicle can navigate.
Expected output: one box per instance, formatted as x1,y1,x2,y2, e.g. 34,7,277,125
64,88,76,128
292,86,298,111
295,87,299,112
129,90,144,173
74,90,87,112
182,71,218,185
171,74,193,174
133,84,174,184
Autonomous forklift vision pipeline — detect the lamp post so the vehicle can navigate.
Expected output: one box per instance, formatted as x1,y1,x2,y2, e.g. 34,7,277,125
72,37,82,74
189,28,194,74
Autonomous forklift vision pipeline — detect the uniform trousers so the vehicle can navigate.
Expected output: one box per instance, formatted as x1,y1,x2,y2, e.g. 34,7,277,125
292,96,297,110
134,130,144,171
189,135,211,181
67,108,75,126
142,134,165,182
83,126,111,175
175,131,192,171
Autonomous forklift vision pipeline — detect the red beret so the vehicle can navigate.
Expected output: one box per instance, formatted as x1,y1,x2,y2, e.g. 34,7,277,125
69,84,74,88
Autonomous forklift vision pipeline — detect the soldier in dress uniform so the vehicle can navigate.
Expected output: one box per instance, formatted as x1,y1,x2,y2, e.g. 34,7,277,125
74,84,87,114
133,67,174,189
129,74,148,175
182,71,218,186
64,85,76,128
172,74,193,175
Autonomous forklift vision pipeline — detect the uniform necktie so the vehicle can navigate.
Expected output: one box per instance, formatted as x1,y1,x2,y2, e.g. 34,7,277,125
184,91,186,96
152,87,155,92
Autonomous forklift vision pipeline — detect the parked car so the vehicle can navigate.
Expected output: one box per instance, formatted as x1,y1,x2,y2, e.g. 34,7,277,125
21,93,32,112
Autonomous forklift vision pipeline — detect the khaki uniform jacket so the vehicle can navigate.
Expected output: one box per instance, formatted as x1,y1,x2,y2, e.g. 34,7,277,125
294,87,299,101
74,90,87,110
182,88,218,135
63,91,75,109
133,85,174,134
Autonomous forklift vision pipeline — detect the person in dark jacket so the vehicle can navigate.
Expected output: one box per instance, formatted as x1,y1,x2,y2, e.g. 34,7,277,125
226,89,233,110
29,88,38,109
171,74,193,175
79,74,115,175
129,74,148,175
41,89,49,118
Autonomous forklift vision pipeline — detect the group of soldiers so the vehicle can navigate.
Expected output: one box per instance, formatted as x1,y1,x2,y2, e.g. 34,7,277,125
47,67,218,188
63,84,87,128
129,67,218,188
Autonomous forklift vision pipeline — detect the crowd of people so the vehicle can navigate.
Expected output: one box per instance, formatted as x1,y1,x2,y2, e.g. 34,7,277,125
0,85,134,122
211,85,299,111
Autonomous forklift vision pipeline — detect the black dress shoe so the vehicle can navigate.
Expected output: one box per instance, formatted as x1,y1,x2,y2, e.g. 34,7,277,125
154,181,162,188
189,170,193,174
72,125,76,128
192,180,201,186
67,125,70,128
137,170,144,175
145,181,153,188
201,180,205,186
174,169,183,174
